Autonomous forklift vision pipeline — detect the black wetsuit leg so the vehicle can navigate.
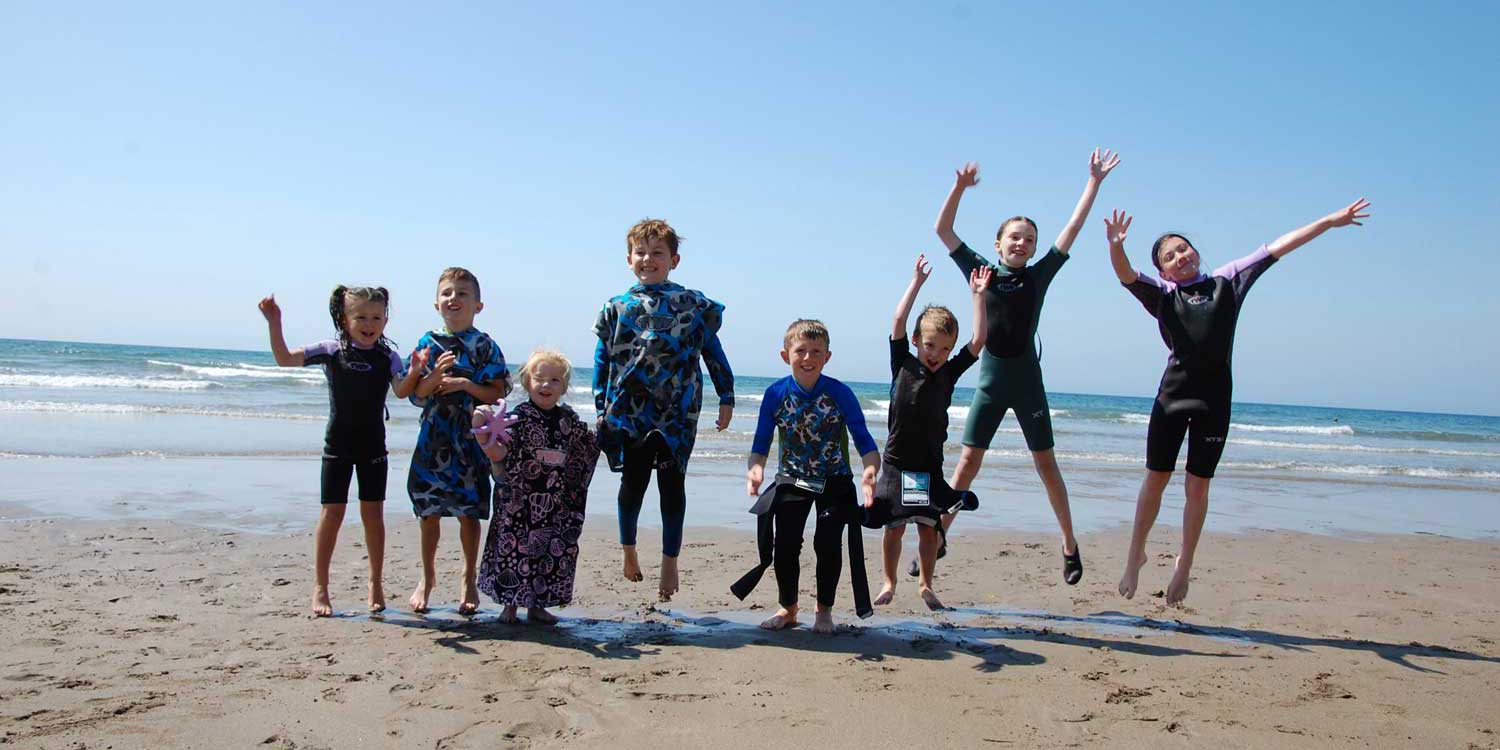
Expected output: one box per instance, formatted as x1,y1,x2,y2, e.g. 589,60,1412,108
1144,399,1190,473
615,434,686,554
353,455,388,502
1183,405,1232,479
321,457,355,504
772,498,815,608
812,496,845,608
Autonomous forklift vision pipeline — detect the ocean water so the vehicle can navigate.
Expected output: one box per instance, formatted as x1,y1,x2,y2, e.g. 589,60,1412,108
2,338,1497,538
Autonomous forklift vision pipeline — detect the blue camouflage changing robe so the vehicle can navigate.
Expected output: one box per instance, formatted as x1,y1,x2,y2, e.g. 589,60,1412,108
407,327,510,518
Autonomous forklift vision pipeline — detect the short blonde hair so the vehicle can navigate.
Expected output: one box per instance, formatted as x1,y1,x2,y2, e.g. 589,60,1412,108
626,218,682,255
914,305,958,343
518,348,573,393
782,319,830,349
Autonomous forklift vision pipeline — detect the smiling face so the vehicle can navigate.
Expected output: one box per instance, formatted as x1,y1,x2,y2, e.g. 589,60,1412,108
993,219,1038,269
342,299,389,349
627,237,679,285
1155,234,1202,282
913,326,957,372
434,278,482,332
781,335,831,390
526,360,568,410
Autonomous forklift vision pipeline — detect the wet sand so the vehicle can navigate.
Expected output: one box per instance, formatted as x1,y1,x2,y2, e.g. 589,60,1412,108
2,514,1499,748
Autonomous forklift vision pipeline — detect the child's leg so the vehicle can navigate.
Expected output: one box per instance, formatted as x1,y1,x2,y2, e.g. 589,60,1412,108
1167,473,1211,605
763,499,813,630
656,464,687,600
358,501,386,612
312,503,347,617
1118,470,1171,599
874,524,905,605
811,509,844,634
457,516,481,614
616,445,652,583
409,515,440,612
916,523,943,610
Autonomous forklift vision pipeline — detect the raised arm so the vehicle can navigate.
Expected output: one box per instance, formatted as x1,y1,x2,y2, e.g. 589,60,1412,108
891,254,932,340
1266,198,1371,259
392,349,426,399
1054,148,1120,255
1104,209,1139,284
935,162,980,253
966,266,991,356
257,295,304,367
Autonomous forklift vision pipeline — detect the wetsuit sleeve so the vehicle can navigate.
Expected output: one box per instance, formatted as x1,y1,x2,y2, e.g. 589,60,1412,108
1212,245,1277,303
945,346,979,379
387,349,404,380
1123,274,1166,318
592,339,608,413
301,340,339,367
832,382,878,457
1030,246,1070,287
750,383,782,456
949,242,987,280
889,336,909,379
701,300,735,406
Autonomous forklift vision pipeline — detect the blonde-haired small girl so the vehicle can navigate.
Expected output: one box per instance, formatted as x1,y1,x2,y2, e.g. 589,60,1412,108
474,349,600,623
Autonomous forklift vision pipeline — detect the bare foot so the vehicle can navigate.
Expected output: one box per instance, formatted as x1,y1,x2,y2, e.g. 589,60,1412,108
759,606,799,630
621,545,644,583
873,582,896,606
1166,557,1192,605
409,579,433,613
458,582,481,616
367,580,386,613
918,586,944,611
312,584,333,617
498,605,519,624
658,556,679,602
812,608,835,634
1117,550,1147,599
528,607,558,625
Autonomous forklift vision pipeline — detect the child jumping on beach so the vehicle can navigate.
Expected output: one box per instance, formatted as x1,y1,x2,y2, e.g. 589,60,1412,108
872,255,990,610
258,286,420,616
1105,198,1371,605
406,267,511,615
594,218,735,602
926,148,1121,585
733,320,879,634
474,349,599,624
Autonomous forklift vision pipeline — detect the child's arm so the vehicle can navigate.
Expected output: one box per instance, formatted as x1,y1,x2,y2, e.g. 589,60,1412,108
746,386,779,495
257,295,305,367
391,349,427,399
592,339,609,418
966,267,991,356
858,450,881,509
440,377,504,406
702,330,735,432
1053,148,1120,255
413,350,456,398
1104,210,1139,284
832,382,881,508
746,453,768,497
472,406,510,465
1266,198,1371,259
891,254,932,340
934,162,980,253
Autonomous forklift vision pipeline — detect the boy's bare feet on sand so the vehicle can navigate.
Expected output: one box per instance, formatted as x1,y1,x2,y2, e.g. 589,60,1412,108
1117,550,1148,599
918,586,944,611
528,607,558,624
811,607,835,634
312,585,334,617
658,556,679,601
498,604,519,624
759,606,799,630
621,545,644,582
1165,557,1192,605
873,582,896,606
409,579,434,613
367,581,386,613
458,583,481,616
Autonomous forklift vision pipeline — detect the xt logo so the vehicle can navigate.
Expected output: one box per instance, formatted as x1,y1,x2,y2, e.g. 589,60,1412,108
1203,435,1225,443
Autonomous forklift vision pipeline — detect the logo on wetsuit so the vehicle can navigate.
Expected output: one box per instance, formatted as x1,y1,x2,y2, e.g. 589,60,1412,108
993,277,1026,293
634,314,676,332
346,361,374,372
1202,436,1225,443
1186,294,1212,306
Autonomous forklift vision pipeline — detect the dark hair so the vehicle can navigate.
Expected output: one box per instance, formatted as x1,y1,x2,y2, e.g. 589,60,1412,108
329,285,397,352
1150,233,1193,273
438,267,482,300
995,216,1038,242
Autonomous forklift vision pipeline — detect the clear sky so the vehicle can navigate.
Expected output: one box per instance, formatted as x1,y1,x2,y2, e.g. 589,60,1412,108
3,2,1497,415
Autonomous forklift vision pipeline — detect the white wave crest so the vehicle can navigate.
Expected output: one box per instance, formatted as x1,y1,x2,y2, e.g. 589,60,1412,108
1231,437,1500,458
0,374,218,391
0,400,323,420
1115,412,1354,436
148,359,324,382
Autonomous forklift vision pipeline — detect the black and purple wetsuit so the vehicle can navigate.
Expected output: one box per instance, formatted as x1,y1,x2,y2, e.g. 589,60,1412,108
302,339,404,503
1124,246,1277,478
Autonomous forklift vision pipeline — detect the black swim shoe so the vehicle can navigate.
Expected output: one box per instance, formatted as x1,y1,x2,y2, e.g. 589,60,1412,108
1063,546,1083,585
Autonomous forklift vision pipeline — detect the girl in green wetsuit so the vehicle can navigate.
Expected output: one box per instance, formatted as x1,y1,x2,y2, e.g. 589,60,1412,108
929,148,1120,586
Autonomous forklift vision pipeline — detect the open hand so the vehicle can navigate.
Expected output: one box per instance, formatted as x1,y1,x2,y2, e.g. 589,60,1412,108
1326,197,1371,228
913,253,933,283
969,265,992,294
410,348,431,373
1090,148,1121,181
257,295,281,324
1104,209,1132,247
430,350,457,376
955,161,980,188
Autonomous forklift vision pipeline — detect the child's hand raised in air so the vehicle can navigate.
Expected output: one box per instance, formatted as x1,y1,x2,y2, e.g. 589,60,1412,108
1325,197,1372,228
409,348,432,373
913,254,933,285
955,161,980,188
968,266,992,295
1089,148,1121,183
258,295,282,324
1104,209,1132,248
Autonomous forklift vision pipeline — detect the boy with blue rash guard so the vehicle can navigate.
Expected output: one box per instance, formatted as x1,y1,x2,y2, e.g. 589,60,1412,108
734,319,879,634
406,267,511,615
593,218,735,601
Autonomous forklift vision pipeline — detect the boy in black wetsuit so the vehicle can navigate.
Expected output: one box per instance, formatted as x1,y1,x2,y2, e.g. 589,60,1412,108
872,255,989,610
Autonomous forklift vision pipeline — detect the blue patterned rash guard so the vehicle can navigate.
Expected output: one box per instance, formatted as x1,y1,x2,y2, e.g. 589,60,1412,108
751,375,878,479
406,327,510,518
592,282,735,473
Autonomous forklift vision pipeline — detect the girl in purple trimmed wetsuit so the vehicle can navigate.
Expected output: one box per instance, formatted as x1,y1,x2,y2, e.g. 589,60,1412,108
1105,198,1371,606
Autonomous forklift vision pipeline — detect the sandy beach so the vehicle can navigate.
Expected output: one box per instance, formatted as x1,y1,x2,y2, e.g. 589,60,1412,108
4,511,1498,749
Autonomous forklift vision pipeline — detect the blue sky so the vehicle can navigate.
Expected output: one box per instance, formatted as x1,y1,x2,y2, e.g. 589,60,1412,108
2,2,1497,415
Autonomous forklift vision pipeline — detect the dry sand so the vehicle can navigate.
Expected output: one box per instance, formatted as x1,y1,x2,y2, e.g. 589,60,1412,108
3,514,1498,749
